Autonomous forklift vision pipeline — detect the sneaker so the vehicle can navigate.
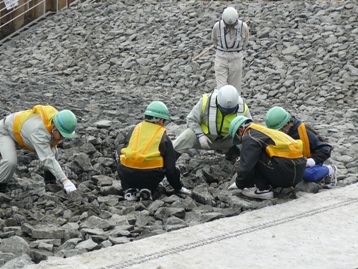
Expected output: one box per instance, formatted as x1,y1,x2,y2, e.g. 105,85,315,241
124,188,138,201
139,188,152,201
241,187,274,200
324,164,338,187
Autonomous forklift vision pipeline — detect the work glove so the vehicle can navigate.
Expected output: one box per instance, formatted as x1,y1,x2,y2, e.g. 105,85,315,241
306,158,316,167
178,187,192,196
228,182,238,190
197,134,212,149
62,179,77,193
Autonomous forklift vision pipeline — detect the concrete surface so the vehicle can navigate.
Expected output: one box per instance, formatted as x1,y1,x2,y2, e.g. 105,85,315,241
26,184,358,269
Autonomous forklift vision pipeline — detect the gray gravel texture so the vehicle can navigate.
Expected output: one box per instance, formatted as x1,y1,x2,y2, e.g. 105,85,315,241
0,0,357,267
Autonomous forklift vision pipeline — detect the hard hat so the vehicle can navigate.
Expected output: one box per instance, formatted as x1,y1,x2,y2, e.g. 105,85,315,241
265,106,291,130
229,116,252,145
144,101,170,121
222,7,238,25
53,110,77,138
217,85,239,114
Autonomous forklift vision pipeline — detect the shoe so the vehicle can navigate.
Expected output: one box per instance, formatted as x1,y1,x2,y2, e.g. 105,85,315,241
324,164,338,187
0,183,8,193
124,188,138,201
241,187,274,200
139,188,152,201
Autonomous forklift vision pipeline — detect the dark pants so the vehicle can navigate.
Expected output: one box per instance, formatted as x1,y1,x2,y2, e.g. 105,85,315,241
117,163,182,192
254,154,306,190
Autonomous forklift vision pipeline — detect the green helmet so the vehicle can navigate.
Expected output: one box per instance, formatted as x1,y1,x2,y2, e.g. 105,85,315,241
144,101,170,121
265,106,291,130
229,116,252,145
53,110,77,138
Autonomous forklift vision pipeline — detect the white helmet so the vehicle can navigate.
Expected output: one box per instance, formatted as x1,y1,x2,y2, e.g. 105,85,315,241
222,7,238,25
217,85,239,114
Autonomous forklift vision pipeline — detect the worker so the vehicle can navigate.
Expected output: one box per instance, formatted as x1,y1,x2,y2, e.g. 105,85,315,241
265,106,337,187
0,105,78,193
115,101,191,201
173,85,252,162
228,116,306,200
212,6,249,95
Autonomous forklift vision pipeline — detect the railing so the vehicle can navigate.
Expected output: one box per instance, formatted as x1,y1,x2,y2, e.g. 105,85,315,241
0,0,71,42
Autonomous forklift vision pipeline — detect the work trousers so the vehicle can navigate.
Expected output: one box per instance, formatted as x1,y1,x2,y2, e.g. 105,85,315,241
173,128,234,154
0,118,17,184
252,154,306,191
214,52,244,95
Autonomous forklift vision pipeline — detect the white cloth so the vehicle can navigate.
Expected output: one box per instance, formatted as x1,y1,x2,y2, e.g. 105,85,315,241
198,135,212,149
306,158,316,167
62,179,77,193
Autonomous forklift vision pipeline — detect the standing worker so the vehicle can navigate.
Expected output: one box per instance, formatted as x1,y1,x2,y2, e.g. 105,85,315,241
0,105,78,193
212,6,249,95
115,101,191,201
228,116,306,200
265,106,337,187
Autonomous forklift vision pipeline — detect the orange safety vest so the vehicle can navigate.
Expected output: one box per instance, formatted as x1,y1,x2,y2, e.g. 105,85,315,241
120,121,165,169
13,105,59,151
245,123,303,159
297,123,311,158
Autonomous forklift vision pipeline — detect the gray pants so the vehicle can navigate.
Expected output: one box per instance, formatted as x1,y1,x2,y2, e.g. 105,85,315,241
173,128,234,154
214,53,243,95
0,119,17,184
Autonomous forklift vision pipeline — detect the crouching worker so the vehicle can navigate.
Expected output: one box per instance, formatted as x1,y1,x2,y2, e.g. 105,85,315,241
0,105,78,193
265,106,337,187
114,101,191,201
228,116,306,200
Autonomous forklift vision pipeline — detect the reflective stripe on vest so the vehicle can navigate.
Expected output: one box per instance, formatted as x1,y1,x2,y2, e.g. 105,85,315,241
297,123,311,158
120,121,165,169
246,123,303,159
13,105,59,151
200,90,248,136
217,19,243,52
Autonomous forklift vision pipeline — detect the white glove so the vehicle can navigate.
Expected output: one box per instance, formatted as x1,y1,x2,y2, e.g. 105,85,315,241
62,179,77,193
306,158,316,167
179,187,192,195
197,134,212,149
228,182,238,190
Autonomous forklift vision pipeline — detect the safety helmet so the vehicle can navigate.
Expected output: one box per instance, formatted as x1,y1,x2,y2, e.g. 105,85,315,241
144,101,170,121
53,110,77,138
229,116,252,145
265,106,291,130
222,7,238,25
217,85,239,114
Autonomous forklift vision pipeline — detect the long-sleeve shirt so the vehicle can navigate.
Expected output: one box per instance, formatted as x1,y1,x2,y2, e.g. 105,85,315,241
4,113,67,181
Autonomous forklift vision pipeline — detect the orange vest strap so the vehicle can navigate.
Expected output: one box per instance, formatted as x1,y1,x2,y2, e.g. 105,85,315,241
297,123,311,158
13,105,59,151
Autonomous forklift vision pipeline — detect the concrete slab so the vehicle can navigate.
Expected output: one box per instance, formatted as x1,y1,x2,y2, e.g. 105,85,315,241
26,184,358,269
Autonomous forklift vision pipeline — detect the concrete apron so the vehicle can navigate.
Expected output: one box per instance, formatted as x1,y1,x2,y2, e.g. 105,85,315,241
27,184,358,269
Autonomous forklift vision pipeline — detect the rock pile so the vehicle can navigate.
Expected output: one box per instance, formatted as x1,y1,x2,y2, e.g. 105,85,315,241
0,0,357,267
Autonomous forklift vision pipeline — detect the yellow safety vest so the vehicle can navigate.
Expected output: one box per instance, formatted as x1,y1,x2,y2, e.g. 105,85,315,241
246,123,303,159
200,93,249,137
120,121,165,169
297,123,311,158
13,105,59,151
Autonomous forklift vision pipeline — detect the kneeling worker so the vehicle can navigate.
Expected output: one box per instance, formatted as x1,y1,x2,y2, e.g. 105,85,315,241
228,116,306,200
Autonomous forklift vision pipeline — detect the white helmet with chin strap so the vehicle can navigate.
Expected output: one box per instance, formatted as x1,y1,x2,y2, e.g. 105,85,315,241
222,7,238,25
217,85,240,114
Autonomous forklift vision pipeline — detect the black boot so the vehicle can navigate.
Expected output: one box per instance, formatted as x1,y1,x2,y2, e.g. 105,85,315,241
0,183,8,193
44,170,57,184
